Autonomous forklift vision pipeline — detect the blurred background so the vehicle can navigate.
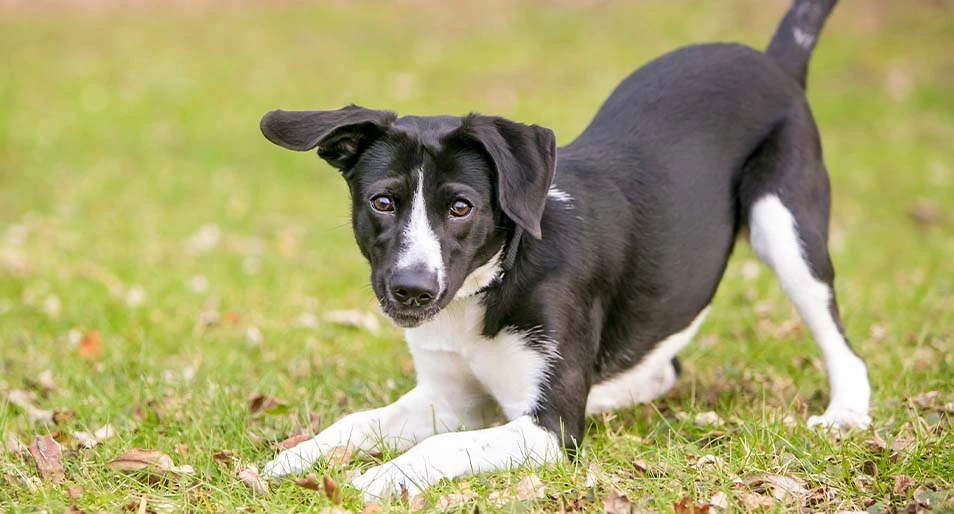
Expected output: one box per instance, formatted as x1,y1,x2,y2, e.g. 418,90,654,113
0,0,952,509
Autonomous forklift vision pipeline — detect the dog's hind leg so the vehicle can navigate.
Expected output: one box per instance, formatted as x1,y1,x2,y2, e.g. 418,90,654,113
586,308,709,415
742,111,871,429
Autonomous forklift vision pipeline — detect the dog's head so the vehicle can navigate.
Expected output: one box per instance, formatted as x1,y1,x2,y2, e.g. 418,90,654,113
261,105,556,328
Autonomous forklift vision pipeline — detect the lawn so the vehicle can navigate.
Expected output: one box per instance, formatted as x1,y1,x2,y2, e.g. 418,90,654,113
1,0,952,512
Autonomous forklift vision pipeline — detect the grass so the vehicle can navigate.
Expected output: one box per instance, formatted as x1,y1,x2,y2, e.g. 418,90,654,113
1,0,952,512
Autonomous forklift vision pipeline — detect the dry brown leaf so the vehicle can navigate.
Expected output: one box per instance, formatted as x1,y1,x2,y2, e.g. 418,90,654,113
108,448,194,476
72,431,99,449
324,309,380,334
325,445,356,467
28,434,64,484
515,473,545,500
4,433,28,456
736,491,775,510
272,433,311,451
236,465,269,494
77,331,103,361
247,393,287,416
293,473,321,491
323,474,342,504
360,504,384,514
5,389,55,424
893,474,916,496
434,491,478,509
603,488,634,514
709,491,729,511
742,474,807,504
407,494,428,512
908,201,947,227
212,449,239,473
674,496,713,514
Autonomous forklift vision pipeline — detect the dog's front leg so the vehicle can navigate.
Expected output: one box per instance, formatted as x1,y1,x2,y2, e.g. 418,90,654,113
351,415,562,501
262,385,478,478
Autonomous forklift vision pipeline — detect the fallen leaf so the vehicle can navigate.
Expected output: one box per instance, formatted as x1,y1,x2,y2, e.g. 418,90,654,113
324,310,380,334
323,474,342,504
407,494,427,512
27,369,58,396
212,449,238,472
4,433,27,456
325,445,355,467
434,491,478,509
236,465,269,494
53,409,77,424
515,473,545,500
360,504,384,514
108,448,194,476
28,434,64,483
603,488,633,514
862,459,878,477
72,431,99,449
94,424,116,441
893,474,916,496
709,491,729,511
77,331,103,361
908,201,946,227
736,491,775,510
673,496,712,514
694,411,726,427
272,433,311,451
741,474,807,504
294,473,321,491
4,389,54,424
247,393,288,416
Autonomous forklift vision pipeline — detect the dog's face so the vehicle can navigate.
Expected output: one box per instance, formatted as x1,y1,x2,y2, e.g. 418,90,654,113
261,105,556,327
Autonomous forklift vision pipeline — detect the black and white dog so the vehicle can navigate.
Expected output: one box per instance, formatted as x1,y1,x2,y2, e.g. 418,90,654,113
260,0,870,500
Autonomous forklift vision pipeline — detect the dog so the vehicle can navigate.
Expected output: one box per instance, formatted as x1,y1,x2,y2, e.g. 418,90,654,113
258,0,870,500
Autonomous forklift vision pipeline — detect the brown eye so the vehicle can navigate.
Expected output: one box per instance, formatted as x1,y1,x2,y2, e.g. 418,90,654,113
370,195,395,213
449,199,472,218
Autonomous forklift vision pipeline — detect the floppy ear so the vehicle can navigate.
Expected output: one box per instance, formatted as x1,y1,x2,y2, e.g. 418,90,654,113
260,104,396,170
455,114,556,239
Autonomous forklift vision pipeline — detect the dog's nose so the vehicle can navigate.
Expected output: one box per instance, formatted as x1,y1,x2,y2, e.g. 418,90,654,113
390,268,440,307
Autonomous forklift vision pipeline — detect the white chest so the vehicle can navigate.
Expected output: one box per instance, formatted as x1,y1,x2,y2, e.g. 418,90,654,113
404,296,555,419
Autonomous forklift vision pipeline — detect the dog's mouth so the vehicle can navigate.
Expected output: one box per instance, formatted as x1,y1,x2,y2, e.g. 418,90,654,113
378,297,444,328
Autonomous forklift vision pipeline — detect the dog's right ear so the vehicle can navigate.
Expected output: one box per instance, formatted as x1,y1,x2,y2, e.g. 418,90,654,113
260,105,396,171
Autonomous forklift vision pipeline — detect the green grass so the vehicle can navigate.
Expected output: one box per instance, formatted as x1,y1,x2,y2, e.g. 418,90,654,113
1,1,952,512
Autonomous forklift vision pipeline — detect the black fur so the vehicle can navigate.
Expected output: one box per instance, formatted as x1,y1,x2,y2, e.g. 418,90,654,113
262,0,844,451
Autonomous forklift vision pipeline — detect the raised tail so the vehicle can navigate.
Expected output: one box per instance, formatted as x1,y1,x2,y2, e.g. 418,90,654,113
765,0,838,89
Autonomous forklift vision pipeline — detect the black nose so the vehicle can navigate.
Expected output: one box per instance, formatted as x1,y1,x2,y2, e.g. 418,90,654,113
389,268,440,307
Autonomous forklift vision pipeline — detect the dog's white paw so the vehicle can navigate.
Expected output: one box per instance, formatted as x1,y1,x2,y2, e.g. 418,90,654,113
351,461,425,502
807,409,871,431
262,440,320,479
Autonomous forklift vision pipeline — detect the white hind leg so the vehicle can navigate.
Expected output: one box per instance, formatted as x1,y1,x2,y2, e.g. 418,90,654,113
749,194,870,429
586,307,709,415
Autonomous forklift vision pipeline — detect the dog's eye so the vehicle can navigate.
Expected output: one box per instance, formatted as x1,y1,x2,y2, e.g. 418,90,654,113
449,199,473,218
370,195,395,213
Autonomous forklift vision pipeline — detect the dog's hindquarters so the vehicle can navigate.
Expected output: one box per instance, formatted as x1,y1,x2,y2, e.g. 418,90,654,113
738,101,871,428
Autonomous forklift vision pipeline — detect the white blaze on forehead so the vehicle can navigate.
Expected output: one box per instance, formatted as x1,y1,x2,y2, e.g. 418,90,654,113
396,170,445,290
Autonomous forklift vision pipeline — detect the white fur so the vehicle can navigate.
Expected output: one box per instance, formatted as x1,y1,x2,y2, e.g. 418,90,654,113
455,249,503,298
264,294,560,494
586,307,709,415
352,415,562,500
406,295,558,419
396,170,445,291
749,195,871,429
548,186,574,207
793,27,815,49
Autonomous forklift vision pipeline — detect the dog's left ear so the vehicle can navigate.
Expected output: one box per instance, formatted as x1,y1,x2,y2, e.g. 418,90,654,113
454,115,556,239
260,105,396,171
